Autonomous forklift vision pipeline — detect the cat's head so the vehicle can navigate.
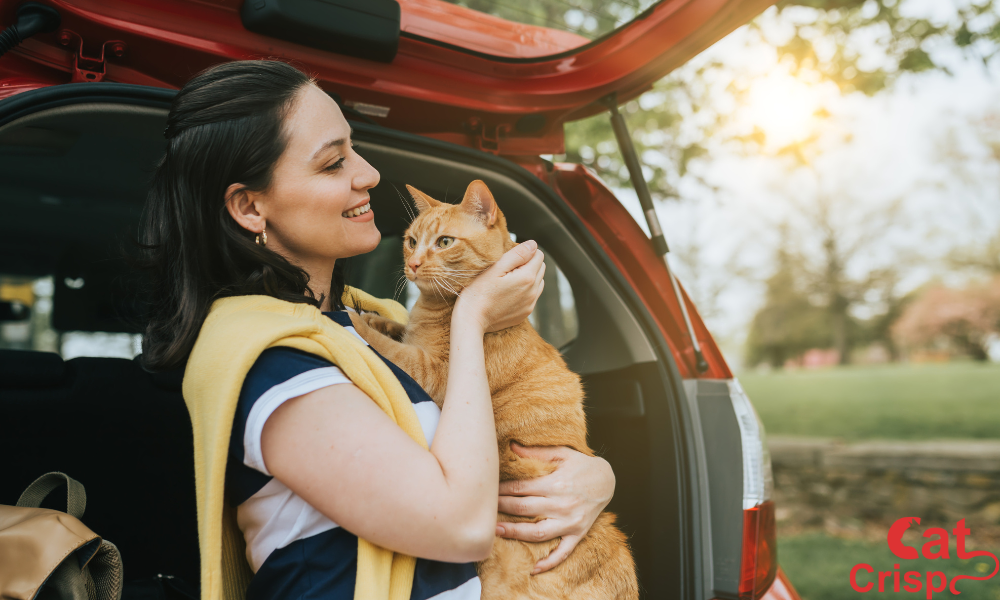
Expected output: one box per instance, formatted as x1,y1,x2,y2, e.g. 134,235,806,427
402,180,516,299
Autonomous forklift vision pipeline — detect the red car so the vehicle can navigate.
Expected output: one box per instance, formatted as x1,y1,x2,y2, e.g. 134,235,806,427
0,1,800,598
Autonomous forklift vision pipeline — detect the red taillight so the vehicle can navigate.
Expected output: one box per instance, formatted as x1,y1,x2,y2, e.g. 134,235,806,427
740,500,777,599
729,379,778,599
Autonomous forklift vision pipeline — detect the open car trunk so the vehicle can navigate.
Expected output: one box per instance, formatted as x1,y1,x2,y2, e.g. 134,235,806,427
0,84,700,598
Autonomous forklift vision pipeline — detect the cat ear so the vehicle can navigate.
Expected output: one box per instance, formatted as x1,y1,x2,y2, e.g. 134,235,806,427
460,180,498,227
406,184,442,214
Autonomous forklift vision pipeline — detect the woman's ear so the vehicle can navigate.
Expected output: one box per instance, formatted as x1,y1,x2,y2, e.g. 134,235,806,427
224,183,265,234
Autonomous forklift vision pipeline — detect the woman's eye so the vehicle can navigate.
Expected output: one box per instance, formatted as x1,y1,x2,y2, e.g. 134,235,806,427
437,236,454,248
324,157,346,172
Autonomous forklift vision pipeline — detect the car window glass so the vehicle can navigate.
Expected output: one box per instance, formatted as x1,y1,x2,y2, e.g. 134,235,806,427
0,274,141,359
526,245,578,350
404,0,663,60
3,239,579,358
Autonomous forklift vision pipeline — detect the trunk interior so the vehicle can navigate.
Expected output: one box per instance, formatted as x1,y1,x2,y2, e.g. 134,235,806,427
0,86,690,598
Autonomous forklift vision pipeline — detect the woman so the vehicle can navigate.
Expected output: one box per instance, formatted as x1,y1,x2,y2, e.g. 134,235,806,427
140,60,615,599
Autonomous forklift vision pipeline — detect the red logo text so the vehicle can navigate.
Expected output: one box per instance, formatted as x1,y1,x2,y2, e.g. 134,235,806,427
849,518,998,598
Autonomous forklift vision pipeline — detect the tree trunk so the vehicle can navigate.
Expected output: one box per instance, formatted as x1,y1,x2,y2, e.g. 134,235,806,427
831,305,850,365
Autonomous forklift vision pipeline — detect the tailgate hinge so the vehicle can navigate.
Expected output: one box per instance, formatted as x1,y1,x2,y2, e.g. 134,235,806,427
57,30,126,83
465,118,509,155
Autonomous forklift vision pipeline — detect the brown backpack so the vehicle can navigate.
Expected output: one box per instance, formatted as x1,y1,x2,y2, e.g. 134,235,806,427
0,472,123,600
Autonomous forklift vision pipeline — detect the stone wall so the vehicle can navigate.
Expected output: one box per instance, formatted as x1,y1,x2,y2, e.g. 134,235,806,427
768,437,1000,538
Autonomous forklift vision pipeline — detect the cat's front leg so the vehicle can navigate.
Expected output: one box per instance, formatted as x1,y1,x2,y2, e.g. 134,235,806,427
358,311,407,341
348,311,448,405
348,311,404,353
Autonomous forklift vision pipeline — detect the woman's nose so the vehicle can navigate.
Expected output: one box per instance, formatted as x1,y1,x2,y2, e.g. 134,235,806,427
354,152,380,190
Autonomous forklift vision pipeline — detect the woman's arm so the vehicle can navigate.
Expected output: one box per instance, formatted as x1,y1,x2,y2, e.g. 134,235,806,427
260,242,545,563
495,443,616,573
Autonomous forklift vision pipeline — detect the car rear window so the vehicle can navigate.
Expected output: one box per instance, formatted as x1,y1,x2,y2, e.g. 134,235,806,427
401,0,662,59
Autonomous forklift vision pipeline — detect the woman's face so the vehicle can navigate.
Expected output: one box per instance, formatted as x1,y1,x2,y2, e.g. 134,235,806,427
251,84,381,266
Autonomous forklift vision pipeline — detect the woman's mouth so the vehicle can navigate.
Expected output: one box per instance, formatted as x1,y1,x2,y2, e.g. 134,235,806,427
342,202,371,219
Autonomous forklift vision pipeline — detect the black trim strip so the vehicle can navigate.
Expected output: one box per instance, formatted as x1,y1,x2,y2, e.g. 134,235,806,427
0,83,176,128
0,82,384,129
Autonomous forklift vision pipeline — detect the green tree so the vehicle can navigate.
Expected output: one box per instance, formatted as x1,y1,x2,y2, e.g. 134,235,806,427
447,0,1000,195
947,230,1000,275
745,181,909,367
771,0,1000,94
793,186,907,364
853,272,916,362
746,227,833,368
559,0,1000,197
941,109,1000,277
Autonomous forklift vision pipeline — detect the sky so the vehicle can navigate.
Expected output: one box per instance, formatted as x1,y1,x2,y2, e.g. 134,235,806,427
609,3,1000,369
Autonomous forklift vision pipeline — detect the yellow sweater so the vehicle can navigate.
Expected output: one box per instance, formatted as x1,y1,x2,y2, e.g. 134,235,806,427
182,288,422,600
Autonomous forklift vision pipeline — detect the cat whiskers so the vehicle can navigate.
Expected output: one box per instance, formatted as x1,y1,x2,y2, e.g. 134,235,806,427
431,278,448,302
438,277,460,297
441,265,489,278
392,272,409,302
391,183,417,223
427,267,490,299
429,270,464,292
425,273,461,299
438,268,481,284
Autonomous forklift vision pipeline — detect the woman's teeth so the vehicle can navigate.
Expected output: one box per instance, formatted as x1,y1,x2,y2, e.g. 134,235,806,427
342,202,371,218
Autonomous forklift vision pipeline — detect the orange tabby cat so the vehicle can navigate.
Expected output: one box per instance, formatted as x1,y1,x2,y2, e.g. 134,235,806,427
349,180,638,600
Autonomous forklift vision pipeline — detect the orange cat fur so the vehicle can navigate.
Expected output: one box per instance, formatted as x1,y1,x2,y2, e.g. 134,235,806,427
348,180,638,600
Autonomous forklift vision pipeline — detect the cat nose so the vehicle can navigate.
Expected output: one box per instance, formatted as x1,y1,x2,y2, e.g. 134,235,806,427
408,258,421,272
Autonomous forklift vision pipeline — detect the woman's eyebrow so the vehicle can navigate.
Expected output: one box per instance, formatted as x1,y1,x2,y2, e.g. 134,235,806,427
311,127,354,161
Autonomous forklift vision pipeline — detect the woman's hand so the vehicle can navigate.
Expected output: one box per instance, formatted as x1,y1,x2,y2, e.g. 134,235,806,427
495,443,616,574
455,241,545,334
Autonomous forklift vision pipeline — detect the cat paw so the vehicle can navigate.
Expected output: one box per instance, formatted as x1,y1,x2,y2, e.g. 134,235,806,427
359,311,407,341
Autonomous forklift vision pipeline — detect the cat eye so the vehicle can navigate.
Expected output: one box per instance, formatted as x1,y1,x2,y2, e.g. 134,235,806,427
437,236,454,248
407,237,416,249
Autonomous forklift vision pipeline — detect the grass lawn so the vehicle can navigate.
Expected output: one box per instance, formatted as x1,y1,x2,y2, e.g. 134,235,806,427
738,362,1000,441
779,532,1000,600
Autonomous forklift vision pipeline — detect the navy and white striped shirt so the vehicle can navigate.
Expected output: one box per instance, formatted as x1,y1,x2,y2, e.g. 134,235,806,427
227,308,481,600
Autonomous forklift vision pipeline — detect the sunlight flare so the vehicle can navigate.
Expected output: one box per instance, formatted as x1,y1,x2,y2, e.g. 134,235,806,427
741,69,827,150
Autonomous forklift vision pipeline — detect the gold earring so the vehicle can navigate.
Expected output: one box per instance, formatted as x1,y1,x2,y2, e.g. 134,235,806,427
256,227,267,247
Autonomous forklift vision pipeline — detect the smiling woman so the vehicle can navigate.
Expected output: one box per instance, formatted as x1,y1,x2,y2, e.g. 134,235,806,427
134,59,616,600
221,84,381,309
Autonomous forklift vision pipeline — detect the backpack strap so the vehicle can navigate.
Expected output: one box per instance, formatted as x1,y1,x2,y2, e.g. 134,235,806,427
16,471,87,519
87,540,125,600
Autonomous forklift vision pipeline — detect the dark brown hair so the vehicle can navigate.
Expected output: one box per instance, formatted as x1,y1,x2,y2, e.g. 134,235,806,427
138,60,345,371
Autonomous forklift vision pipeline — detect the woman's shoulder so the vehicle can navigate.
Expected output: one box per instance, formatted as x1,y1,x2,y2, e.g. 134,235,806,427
186,296,328,376
241,346,348,404
237,309,359,399
233,346,354,477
